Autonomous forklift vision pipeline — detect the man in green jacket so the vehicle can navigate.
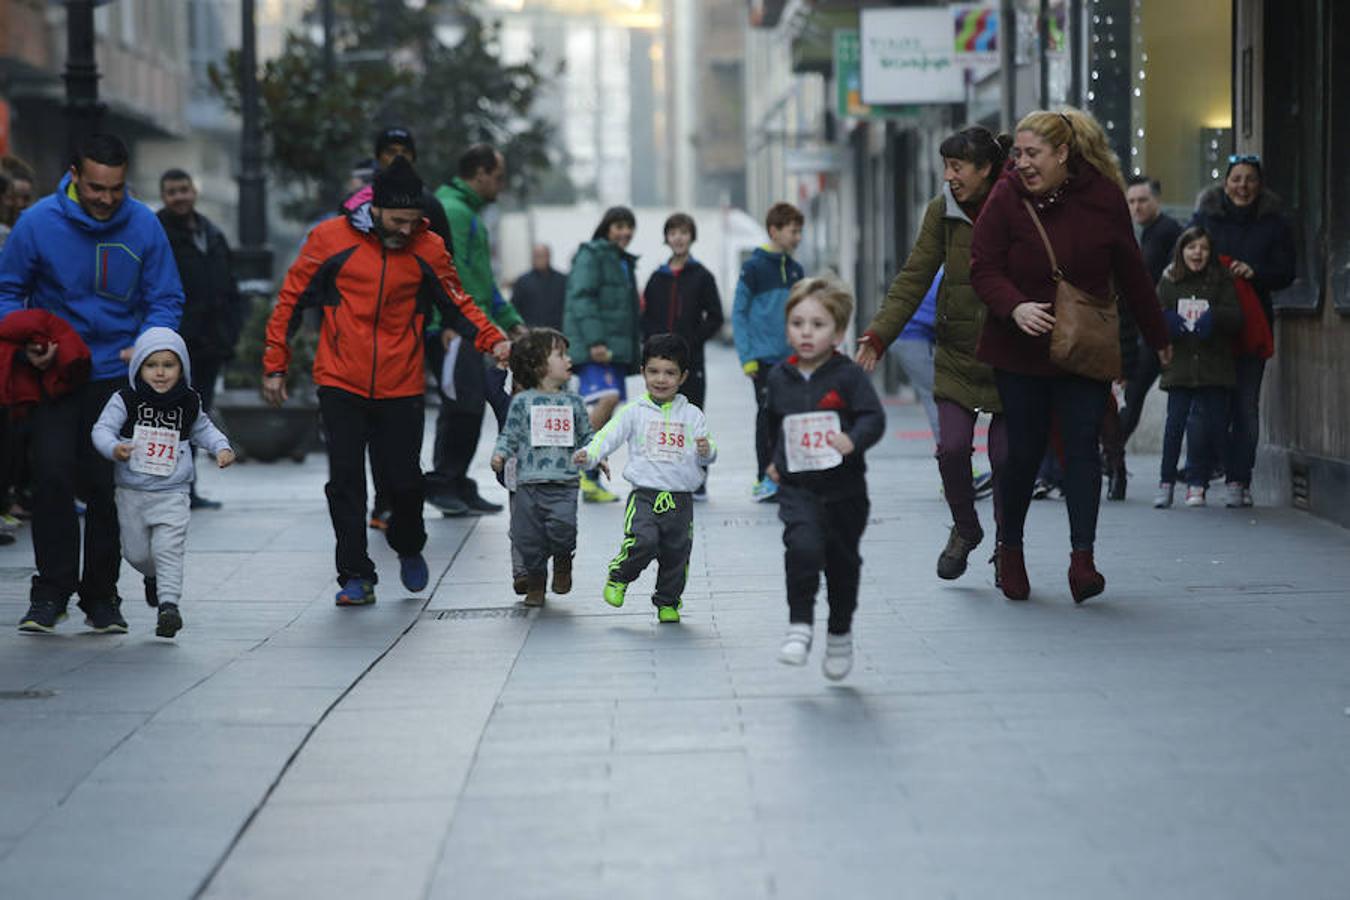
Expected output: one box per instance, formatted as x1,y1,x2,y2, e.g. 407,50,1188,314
427,144,526,516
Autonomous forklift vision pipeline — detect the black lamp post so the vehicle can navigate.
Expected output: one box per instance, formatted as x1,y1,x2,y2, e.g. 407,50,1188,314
62,0,107,156
236,0,273,290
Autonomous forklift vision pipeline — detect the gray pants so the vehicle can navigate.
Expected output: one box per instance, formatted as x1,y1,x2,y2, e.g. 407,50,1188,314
608,488,693,607
890,337,940,443
510,482,579,576
115,488,190,607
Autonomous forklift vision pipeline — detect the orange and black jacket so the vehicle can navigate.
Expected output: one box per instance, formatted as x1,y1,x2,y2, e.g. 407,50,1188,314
264,203,506,399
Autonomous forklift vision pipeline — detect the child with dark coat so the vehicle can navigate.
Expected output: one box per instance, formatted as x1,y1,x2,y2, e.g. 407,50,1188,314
1153,227,1243,509
765,279,885,681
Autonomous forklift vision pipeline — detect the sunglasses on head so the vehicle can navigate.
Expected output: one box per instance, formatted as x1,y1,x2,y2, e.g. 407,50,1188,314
1227,153,1262,165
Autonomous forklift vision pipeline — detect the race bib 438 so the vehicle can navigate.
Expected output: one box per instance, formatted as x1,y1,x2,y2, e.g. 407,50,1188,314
530,404,574,447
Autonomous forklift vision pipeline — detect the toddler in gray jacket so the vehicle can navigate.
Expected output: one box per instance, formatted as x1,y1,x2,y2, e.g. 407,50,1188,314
92,327,234,637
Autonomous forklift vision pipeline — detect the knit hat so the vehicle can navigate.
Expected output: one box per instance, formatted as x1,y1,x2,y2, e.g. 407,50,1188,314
374,126,416,158
372,156,423,210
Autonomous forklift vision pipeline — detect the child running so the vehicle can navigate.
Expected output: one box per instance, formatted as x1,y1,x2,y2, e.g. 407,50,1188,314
573,334,716,623
491,328,593,606
91,328,234,638
766,279,884,680
1154,226,1243,509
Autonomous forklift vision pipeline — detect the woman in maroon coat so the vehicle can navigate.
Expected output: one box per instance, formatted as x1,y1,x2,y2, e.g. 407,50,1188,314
970,108,1170,603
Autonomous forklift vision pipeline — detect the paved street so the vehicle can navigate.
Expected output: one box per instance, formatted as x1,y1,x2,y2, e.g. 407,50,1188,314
1,344,1348,900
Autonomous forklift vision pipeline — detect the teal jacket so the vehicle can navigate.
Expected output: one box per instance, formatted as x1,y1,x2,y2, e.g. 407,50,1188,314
433,178,523,333
732,246,803,367
493,389,594,484
562,239,642,372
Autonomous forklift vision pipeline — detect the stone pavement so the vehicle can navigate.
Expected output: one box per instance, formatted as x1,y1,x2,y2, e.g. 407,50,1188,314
1,344,1348,900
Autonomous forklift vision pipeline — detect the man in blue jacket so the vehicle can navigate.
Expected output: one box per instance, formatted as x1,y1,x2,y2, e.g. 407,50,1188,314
0,133,184,634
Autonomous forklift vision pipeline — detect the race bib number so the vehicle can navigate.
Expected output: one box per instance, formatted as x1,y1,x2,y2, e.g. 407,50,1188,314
129,424,179,477
644,420,687,462
1177,296,1210,332
783,412,843,473
530,404,574,447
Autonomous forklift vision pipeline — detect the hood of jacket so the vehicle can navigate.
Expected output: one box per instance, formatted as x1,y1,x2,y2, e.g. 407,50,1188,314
1195,183,1285,222
128,326,192,389
441,177,487,214
942,183,975,225
57,172,136,234
635,391,690,416
581,237,639,266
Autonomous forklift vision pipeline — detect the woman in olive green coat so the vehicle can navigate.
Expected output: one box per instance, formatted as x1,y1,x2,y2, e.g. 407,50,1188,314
563,205,641,502
856,127,1011,582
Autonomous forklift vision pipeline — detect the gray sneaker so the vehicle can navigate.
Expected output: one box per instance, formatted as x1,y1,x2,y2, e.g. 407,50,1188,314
1224,482,1244,508
1153,482,1174,508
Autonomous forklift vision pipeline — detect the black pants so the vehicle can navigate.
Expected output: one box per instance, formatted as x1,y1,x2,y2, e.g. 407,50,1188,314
188,347,223,413
996,370,1110,551
426,342,510,500
778,484,869,635
1120,338,1160,442
678,364,707,410
751,362,774,480
608,488,694,607
318,387,426,584
28,378,121,607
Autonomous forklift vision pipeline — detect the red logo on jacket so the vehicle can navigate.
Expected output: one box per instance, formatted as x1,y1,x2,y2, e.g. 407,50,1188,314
817,389,847,411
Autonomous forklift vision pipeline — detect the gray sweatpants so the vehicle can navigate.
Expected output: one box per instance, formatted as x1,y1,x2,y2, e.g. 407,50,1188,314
608,488,694,607
115,487,190,607
510,482,579,575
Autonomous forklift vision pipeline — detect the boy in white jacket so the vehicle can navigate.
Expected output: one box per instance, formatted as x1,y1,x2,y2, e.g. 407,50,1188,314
574,334,716,622
92,328,234,637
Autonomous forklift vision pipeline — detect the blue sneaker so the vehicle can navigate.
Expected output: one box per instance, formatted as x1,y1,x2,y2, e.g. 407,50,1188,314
335,578,376,607
400,554,429,592
751,477,779,503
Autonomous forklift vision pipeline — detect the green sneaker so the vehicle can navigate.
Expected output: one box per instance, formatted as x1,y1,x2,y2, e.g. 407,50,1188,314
603,580,627,607
580,474,619,504
657,604,681,624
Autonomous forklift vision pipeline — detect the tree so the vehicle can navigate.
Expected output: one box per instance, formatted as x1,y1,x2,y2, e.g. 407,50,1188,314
211,0,563,219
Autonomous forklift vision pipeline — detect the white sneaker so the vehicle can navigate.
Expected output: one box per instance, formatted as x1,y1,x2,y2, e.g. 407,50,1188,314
822,632,854,681
1153,482,1174,508
777,624,812,666
1241,487,1254,507
1224,482,1244,508
1184,485,1206,507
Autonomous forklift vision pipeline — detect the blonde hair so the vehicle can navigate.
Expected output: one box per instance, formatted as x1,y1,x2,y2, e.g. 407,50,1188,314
1016,107,1124,190
785,277,854,332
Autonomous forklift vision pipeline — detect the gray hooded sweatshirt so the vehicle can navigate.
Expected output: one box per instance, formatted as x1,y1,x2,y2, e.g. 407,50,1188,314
92,326,231,492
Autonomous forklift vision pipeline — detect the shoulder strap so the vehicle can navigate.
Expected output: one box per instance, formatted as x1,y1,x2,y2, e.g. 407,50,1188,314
1021,199,1062,280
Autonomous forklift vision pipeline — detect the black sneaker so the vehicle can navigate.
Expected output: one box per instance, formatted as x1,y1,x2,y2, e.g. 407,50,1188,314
463,492,503,514
189,493,223,511
156,603,183,638
428,491,471,517
18,598,67,634
144,576,159,608
81,597,128,634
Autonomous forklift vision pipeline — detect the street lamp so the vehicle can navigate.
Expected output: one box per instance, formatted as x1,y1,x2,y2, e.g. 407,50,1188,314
61,0,110,155
236,0,273,291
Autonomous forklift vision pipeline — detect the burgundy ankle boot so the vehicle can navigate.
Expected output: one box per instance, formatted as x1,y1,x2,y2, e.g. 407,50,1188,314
997,544,1030,601
1068,550,1106,603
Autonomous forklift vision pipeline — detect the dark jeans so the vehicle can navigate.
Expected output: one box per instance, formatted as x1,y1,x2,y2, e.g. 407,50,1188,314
936,400,1006,543
318,387,427,584
1161,387,1229,486
751,362,774,480
188,348,223,413
425,344,510,501
28,378,121,607
1224,356,1266,487
778,485,869,635
1099,398,1125,472
995,370,1110,551
1120,338,1160,442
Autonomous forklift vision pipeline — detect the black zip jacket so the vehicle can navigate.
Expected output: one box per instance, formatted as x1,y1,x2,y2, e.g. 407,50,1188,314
641,259,724,368
766,353,886,500
157,210,245,361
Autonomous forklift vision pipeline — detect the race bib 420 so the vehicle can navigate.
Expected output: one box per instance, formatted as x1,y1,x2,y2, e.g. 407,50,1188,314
530,404,574,447
783,411,843,473
129,424,179,477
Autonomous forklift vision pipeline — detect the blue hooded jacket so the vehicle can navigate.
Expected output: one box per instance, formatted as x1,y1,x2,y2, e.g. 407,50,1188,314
732,246,804,366
0,173,184,381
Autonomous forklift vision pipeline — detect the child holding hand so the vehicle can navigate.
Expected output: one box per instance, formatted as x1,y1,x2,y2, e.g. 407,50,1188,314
573,333,716,623
766,279,885,680
492,328,593,606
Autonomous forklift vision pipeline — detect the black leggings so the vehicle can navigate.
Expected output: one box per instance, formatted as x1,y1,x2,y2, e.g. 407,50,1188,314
995,370,1109,551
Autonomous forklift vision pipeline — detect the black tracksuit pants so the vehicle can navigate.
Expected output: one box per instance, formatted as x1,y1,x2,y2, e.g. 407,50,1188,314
318,387,426,585
777,483,869,635
28,378,122,608
608,488,694,607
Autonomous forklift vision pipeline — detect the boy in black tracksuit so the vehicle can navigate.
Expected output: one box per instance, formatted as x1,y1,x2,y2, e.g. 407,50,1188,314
640,213,724,412
765,279,885,681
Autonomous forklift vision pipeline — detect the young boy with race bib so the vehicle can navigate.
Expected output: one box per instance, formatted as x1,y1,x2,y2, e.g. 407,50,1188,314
91,328,234,638
573,334,716,623
765,279,884,680
491,328,593,607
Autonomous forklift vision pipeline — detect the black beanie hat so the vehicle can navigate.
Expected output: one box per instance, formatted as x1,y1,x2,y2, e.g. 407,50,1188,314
374,126,416,158
372,156,424,210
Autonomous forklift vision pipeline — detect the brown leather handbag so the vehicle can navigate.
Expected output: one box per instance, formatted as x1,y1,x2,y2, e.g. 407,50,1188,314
1022,199,1121,381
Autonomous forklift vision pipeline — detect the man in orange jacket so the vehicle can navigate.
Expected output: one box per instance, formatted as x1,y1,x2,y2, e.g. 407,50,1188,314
264,157,509,606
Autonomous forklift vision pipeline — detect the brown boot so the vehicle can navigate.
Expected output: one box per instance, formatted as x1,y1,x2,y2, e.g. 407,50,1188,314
551,555,573,595
523,573,547,607
998,544,1030,601
512,574,529,596
1068,549,1106,604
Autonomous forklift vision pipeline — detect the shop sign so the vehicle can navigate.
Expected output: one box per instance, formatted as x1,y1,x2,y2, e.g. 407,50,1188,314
834,30,921,121
860,7,964,105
